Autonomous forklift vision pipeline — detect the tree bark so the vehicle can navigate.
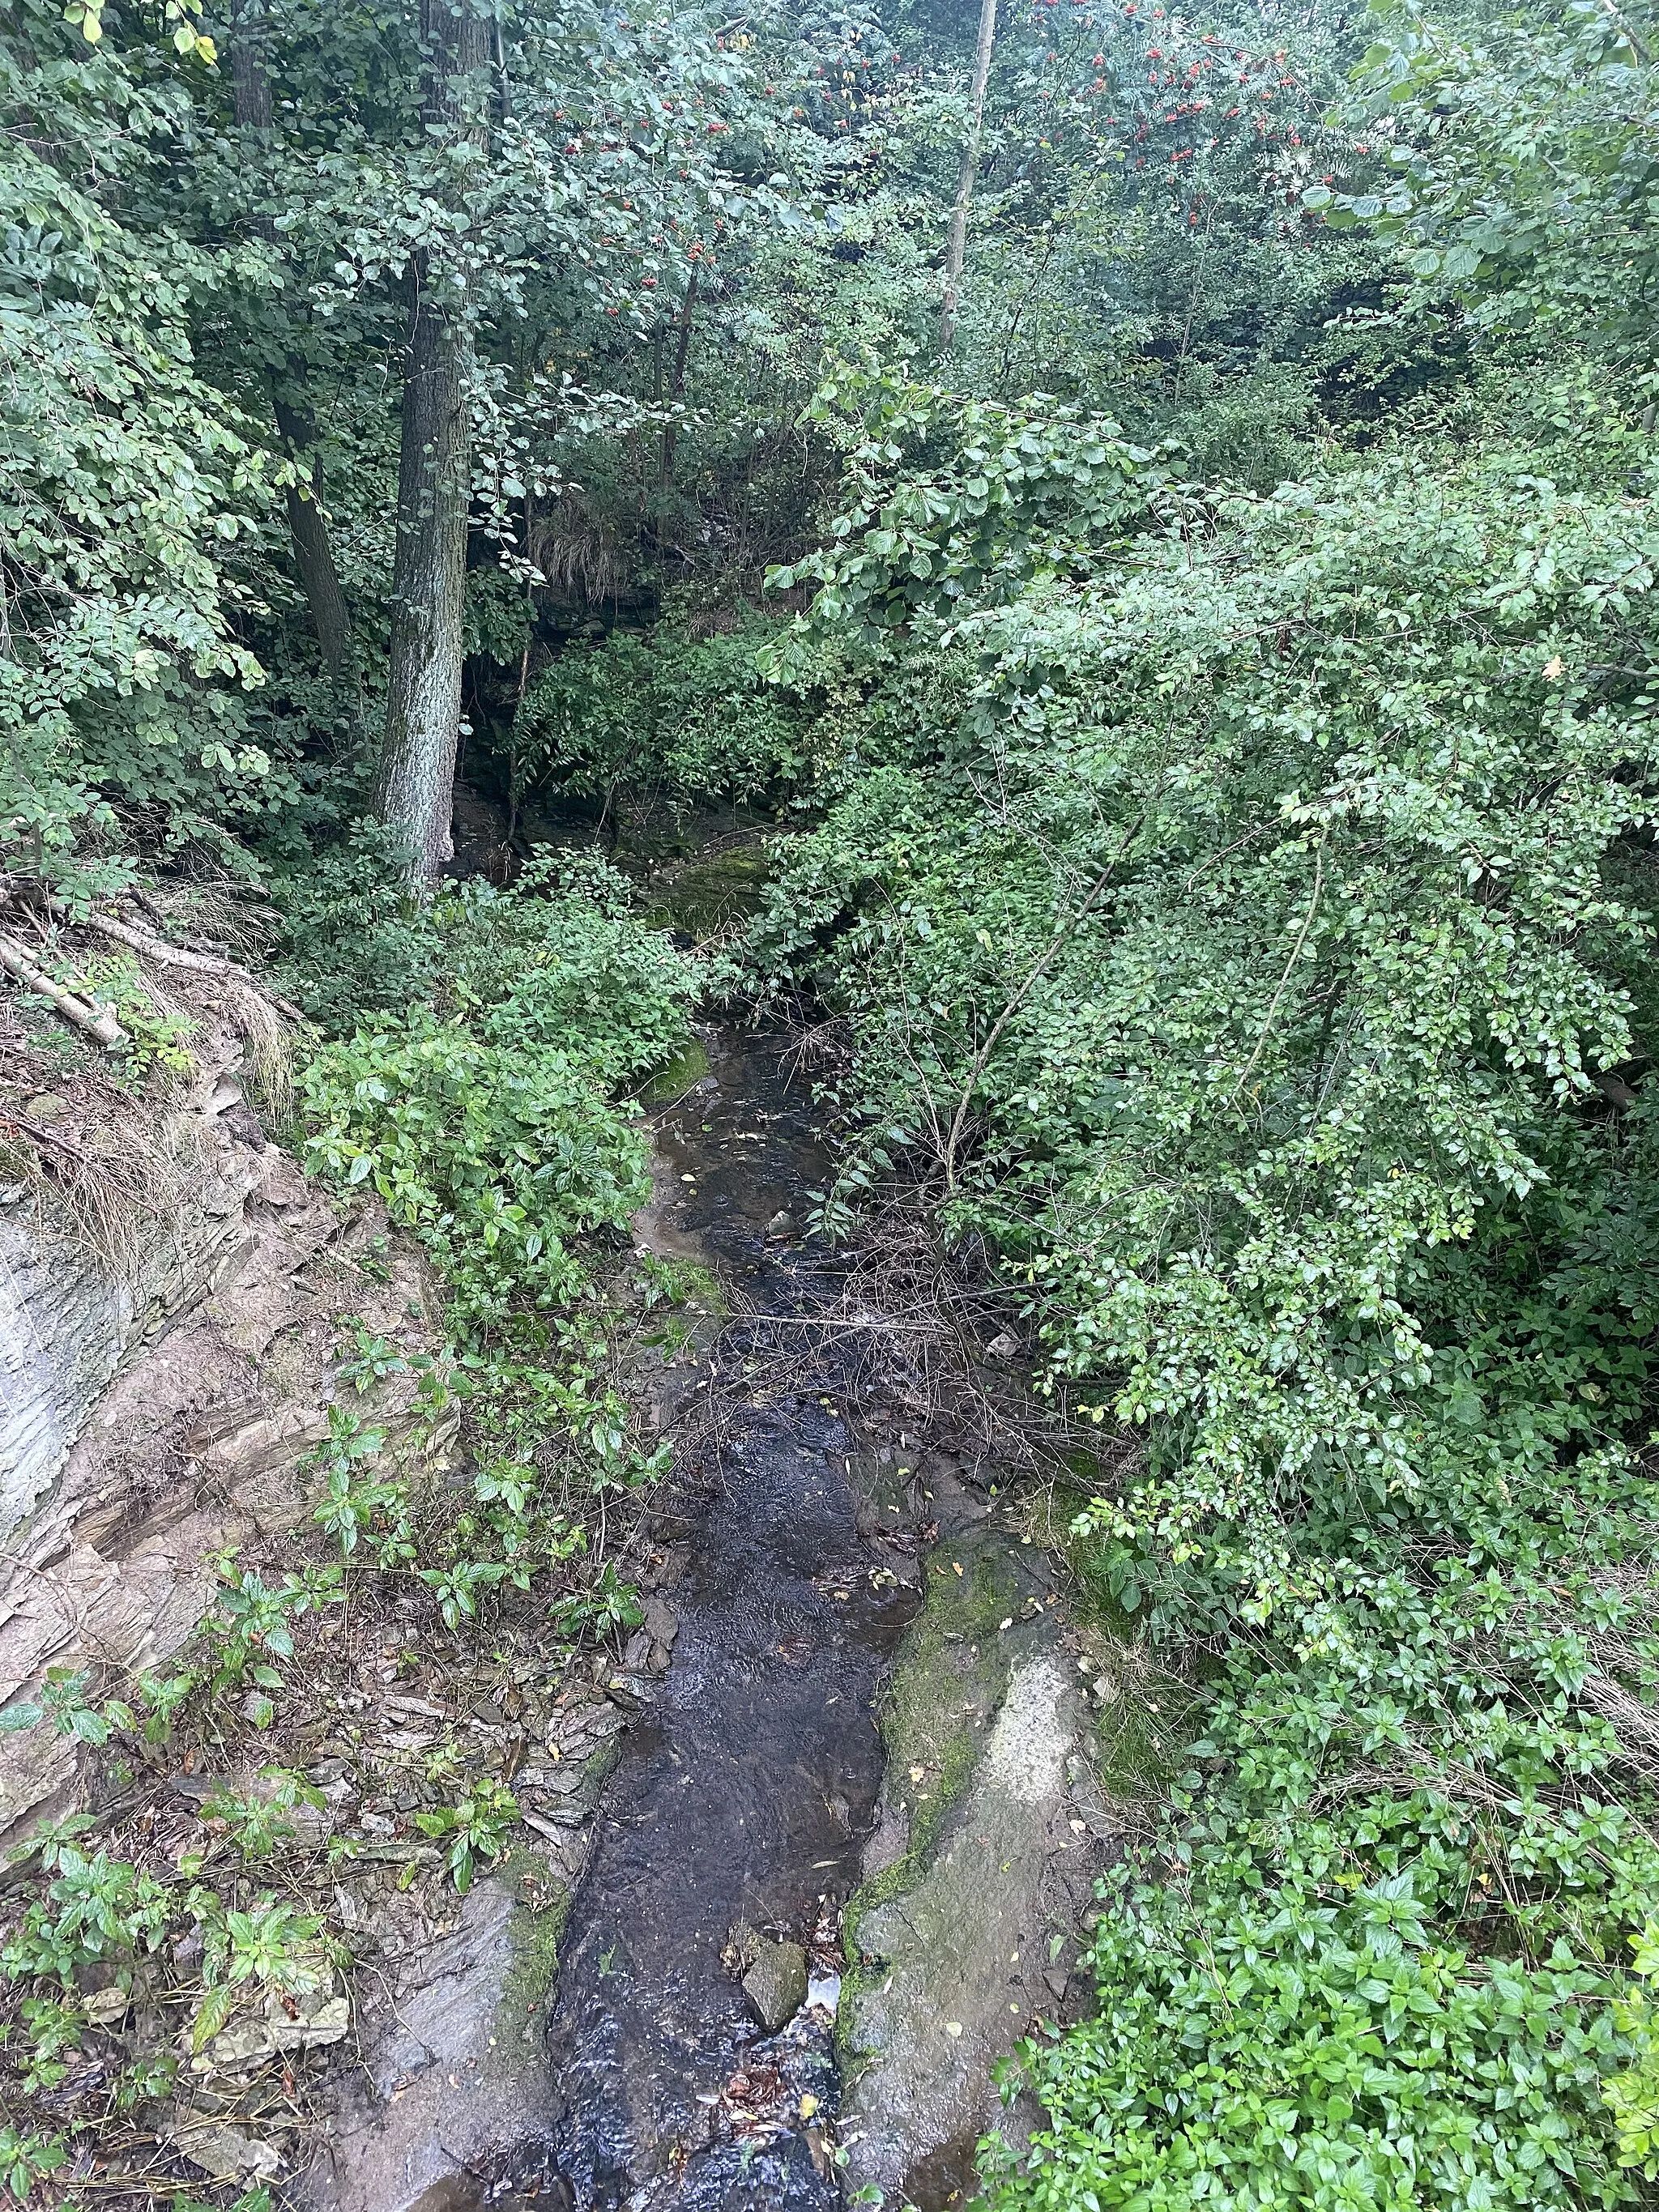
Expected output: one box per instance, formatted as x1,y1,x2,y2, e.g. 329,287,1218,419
273,395,356,693
227,0,357,696
228,1,272,126
377,0,491,879
937,0,999,355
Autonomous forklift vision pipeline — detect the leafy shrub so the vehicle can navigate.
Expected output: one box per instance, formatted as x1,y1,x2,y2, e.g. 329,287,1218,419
415,1782,518,1893
988,1859,1636,2211
514,614,820,817
759,353,1659,2206
299,859,699,1336
271,819,447,1032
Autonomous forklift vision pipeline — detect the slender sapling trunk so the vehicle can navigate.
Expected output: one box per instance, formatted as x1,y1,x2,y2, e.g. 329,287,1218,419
938,0,999,355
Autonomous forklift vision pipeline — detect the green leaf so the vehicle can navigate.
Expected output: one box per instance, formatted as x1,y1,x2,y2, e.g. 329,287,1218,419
191,1984,237,2053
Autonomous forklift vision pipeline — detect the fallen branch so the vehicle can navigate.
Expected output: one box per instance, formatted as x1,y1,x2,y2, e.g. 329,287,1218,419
0,930,126,1050
11,1114,96,1166
79,910,302,1021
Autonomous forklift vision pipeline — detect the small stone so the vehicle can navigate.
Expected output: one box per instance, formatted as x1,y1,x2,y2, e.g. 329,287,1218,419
984,1332,1019,1361
168,2116,282,2184
268,1988,349,2049
766,1210,794,1236
742,1937,808,2033
23,1093,66,1122
83,1984,130,2027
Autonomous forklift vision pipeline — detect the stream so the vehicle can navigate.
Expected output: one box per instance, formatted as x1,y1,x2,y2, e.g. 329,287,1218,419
540,1025,921,2210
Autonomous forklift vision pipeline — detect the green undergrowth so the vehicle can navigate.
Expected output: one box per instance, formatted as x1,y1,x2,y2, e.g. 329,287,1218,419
297,849,700,1465
0,855,707,2205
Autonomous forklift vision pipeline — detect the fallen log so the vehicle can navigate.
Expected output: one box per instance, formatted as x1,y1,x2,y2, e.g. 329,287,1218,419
0,930,126,1050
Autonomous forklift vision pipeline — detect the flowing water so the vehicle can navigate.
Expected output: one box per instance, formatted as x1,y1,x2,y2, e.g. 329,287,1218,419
541,1028,919,2210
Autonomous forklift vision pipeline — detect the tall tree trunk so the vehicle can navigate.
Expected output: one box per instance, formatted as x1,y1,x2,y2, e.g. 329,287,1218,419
273,396,357,694
377,0,490,879
227,0,358,697
378,281,474,874
937,0,999,355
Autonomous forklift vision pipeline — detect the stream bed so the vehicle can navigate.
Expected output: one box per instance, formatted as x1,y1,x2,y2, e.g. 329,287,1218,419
541,1027,921,2210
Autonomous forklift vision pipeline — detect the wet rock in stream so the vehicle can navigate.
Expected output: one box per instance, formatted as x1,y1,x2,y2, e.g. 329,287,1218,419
835,1483,1118,2210
739,1933,811,2034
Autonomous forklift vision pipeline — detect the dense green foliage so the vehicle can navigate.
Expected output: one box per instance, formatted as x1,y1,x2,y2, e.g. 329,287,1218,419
743,377,1659,2200
300,855,696,1333
740,5,1659,2204
7,0,1659,2202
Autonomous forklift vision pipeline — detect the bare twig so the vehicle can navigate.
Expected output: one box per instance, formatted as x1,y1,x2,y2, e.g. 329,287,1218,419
1229,828,1328,1106
941,816,1145,1190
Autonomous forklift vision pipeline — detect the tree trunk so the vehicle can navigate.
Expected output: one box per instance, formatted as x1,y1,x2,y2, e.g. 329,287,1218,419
378,285,473,874
227,0,357,697
377,0,491,879
660,268,697,490
228,0,272,126
937,0,999,355
272,395,357,694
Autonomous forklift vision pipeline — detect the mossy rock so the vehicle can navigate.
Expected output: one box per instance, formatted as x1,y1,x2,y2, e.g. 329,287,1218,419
836,1515,1111,2207
644,843,771,940
634,1035,710,1107
497,1851,573,2035
839,1524,1026,2045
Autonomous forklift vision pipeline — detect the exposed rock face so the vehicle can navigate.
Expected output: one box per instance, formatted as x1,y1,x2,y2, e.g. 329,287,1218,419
0,1012,446,1845
837,1479,1115,2210
303,1873,559,2212
0,1207,135,1537
0,1034,262,1536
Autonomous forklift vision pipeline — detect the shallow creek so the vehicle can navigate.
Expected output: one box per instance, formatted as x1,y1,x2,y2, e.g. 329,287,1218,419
542,1027,921,2209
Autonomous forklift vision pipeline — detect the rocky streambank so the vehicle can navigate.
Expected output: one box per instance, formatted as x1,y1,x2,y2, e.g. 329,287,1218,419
505,1029,1120,2211
0,971,1127,2212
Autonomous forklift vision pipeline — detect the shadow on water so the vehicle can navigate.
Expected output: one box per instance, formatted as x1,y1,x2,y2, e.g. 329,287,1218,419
543,1029,919,2210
